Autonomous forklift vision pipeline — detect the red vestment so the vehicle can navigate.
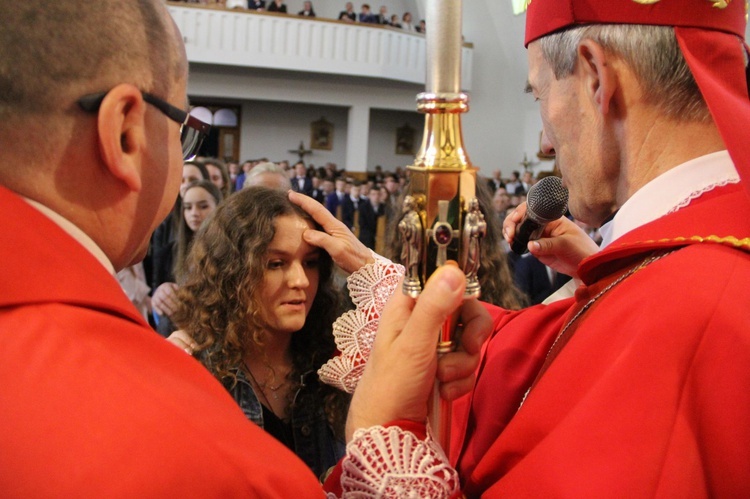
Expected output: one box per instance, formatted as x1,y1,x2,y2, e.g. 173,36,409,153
0,186,324,497
454,183,750,497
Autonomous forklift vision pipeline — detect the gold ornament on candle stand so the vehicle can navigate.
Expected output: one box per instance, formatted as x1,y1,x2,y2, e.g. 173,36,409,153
398,0,483,451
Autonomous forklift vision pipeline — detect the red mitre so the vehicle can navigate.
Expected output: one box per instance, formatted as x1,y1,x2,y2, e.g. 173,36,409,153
525,0,750,199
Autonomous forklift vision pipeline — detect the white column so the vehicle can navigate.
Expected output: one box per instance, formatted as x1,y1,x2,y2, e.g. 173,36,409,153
345,105,370,173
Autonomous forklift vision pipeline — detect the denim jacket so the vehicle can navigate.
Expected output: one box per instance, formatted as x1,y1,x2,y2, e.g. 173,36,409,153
224,369,345,479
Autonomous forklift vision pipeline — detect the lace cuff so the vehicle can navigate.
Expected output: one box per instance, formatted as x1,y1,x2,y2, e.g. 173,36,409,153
326,424,459,498
318,253,404,392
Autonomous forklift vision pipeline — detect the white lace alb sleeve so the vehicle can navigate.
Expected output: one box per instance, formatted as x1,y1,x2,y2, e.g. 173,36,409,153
318,252,404,393
327,425,460,498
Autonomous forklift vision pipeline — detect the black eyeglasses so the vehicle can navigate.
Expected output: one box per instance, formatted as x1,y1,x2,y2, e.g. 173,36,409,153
78,90,211,161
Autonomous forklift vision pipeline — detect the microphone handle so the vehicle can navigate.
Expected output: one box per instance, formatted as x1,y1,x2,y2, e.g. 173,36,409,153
511,217,544,255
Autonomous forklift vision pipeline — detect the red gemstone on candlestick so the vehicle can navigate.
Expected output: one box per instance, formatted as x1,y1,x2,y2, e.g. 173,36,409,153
435,224,452,245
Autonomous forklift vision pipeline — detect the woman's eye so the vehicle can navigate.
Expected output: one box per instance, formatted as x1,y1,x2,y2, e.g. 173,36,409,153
304,259,320,268
267,260,284,269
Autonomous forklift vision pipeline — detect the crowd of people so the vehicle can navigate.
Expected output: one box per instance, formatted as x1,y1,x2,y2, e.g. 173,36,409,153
5,0,749,496
176,0,426,33
136,155,568,327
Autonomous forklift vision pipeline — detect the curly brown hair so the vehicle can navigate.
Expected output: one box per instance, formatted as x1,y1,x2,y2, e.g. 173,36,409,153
173,186,349,437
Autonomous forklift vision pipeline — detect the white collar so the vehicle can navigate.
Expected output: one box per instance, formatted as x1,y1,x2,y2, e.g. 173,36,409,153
600,150,739,248
22,197,116,275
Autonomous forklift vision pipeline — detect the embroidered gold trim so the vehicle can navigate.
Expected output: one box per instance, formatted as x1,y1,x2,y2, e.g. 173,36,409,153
625,235,750,250
632,0,731,7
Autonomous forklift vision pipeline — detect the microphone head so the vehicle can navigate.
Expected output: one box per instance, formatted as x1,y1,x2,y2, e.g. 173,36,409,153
526,176,569,223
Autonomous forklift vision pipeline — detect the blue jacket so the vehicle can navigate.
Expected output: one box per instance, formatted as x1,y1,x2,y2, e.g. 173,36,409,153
225,369,345,479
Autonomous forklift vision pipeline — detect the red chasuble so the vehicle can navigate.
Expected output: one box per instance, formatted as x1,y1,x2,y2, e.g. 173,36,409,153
0,186,324,497
455,183,750,497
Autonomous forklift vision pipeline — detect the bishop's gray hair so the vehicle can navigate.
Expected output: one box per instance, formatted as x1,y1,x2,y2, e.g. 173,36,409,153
538,24,714,123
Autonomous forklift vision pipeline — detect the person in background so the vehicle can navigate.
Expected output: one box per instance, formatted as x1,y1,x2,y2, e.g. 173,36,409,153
388,13,401,28
310,175,325,204
116,263,151,320
227,160,240,191
204,158,232,199
358,3,377,23
247,0,265,9
338,1,355,22
291,160,313,196
375,5,388,24
357,185,383,250
225,0,248,9
244,161,291,190
266,0,286,12
341,180,362,234
297,0,315,17
519,170,534,195
154,180,223,337
492,186,512,219
324,177,347,219
513,251,571,305
234,159,255,191
400,11,414,31
487,169,505,192
150,160,210,329
505,169,522,194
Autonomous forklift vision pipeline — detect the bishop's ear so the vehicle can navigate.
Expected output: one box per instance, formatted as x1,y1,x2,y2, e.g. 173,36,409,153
577,39,617,116
96,83,146,192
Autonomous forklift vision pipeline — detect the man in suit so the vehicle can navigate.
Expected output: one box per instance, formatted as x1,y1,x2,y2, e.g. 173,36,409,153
247,0,266,10
325,177,347,219
513,253,571,305
341,181,362,233
486,169,505,192
358,4,377,24
375,5,389,24
291,161,313,196
358,187,384,249
309,175,326,204
338,1,355,22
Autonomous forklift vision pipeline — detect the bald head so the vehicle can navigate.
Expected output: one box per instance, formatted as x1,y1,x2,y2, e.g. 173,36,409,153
0,0,190,270
0,0,185,126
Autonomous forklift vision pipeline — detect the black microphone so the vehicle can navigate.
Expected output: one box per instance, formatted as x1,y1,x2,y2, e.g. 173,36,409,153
511,176,569,255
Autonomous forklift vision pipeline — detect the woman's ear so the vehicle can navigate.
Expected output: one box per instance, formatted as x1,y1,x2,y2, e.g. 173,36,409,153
97,83,146,192
577,39,617,116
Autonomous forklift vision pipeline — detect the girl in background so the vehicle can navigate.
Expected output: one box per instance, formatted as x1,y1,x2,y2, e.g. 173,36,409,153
155,179,222,336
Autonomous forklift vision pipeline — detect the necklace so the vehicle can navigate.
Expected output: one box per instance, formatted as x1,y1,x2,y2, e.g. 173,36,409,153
243,360,287,402
518,249,676,410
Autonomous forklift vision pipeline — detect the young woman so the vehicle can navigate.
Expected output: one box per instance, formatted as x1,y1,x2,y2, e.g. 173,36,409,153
175,180,223,278
203,158,232,200
172,187,349,479
150,161,210,333
155,179,222,336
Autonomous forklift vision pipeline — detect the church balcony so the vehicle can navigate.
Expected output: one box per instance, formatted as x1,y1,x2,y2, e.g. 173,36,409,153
167,3,474,90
